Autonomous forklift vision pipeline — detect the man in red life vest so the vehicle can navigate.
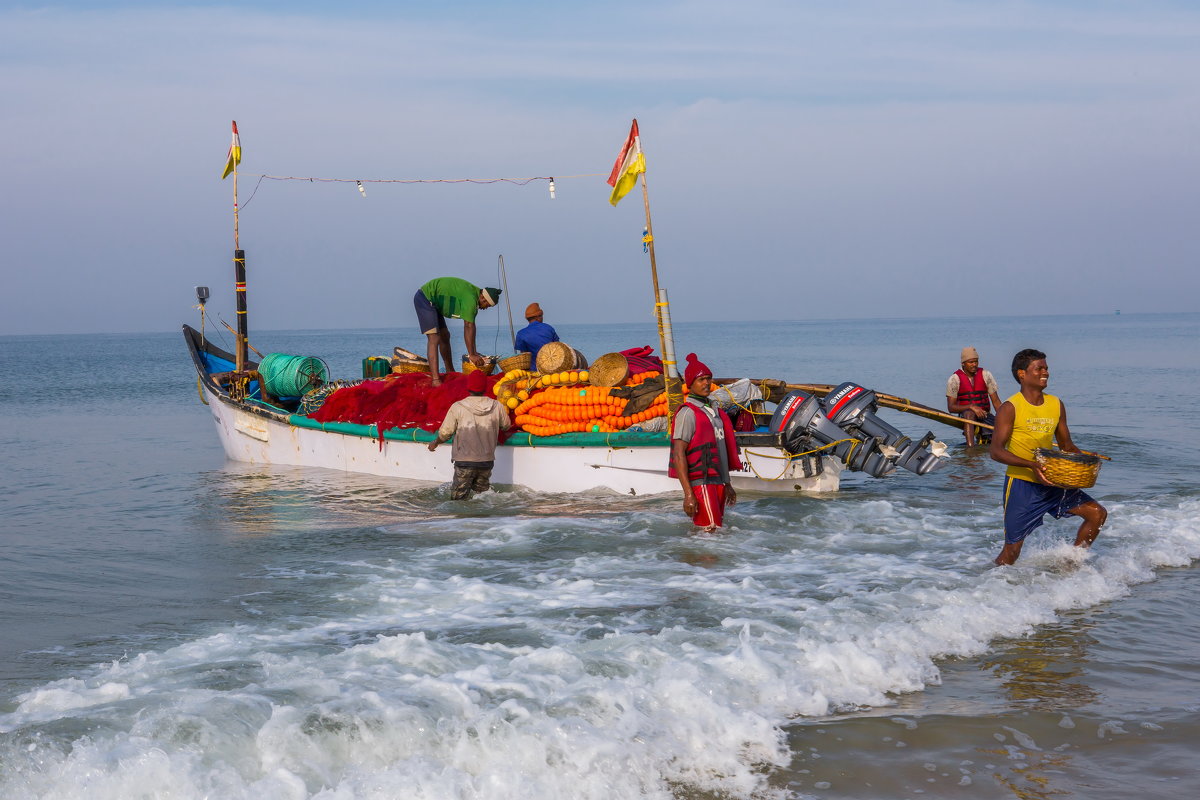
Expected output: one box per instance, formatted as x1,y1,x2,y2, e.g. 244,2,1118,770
946,346,1002,447
669,353,742,531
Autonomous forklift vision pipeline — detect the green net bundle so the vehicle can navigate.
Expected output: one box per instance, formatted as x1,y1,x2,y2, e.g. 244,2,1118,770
258,353,328,398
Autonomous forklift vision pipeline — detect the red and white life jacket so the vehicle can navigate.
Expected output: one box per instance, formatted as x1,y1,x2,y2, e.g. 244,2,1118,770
668,399,743,484
954,369,989,408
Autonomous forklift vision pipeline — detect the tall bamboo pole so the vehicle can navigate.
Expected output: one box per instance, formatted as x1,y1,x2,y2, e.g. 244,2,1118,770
640,174,660,309
638,172,683,420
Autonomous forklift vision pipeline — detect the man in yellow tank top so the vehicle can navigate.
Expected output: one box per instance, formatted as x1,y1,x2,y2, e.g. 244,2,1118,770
988,349,1107,566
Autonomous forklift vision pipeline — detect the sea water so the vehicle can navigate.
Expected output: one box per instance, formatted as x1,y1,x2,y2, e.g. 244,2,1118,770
1,313,1197,799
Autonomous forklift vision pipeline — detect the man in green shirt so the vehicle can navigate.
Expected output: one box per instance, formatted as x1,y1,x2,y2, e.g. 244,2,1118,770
414,277,502,386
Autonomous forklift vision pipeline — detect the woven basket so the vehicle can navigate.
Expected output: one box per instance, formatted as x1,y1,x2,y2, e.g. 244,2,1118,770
391,358,428,374
498,352,532,373
1035,448,1102,488
393,346,423,361
462,355,497,376
588,352,630,387
390,347,429,374
536,342,588,374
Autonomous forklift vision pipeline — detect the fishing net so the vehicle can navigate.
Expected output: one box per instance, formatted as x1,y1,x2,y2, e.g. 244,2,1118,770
298,379,363,416
307,372,503,432
309,348,662,436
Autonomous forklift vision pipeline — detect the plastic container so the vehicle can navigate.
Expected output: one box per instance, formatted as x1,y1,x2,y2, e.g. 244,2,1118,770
362,356,391,379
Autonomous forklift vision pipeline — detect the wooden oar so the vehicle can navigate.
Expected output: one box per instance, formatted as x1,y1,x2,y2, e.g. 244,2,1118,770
869,389,994,432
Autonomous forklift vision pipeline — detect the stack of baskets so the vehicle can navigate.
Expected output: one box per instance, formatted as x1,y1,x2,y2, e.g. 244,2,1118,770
587,352,629,387
536,342,588,375
1034,448,1102,488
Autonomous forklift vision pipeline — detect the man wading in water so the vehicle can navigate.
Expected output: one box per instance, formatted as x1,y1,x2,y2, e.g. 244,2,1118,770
428,370,511,499
670,353,741,531
989,349,1107,566
946,346,1001,447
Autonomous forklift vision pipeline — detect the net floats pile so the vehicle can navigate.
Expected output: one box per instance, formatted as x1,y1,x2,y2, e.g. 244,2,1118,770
493,368,672,436
491,369,590,410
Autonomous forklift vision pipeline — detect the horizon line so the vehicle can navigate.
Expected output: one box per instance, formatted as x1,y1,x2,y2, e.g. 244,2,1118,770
0,309,1190,339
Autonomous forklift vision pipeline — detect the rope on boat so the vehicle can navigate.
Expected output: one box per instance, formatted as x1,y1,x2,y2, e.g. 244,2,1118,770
258,353,328,398
743,439,858,481
196,376,209,405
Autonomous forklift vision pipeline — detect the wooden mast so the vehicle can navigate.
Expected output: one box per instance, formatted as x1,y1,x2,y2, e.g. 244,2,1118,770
225,120,249,372
631,130,683,420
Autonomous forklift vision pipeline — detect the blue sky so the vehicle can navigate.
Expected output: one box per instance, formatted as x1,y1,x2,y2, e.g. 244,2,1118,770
2,1,1198,335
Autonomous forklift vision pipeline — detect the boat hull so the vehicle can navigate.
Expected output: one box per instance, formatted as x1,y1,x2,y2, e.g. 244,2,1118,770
203,385,840,494
186,326,840,495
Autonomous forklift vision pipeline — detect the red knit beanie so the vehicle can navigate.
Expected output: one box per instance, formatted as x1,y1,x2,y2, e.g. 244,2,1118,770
683,353,711,386
466,369,487,393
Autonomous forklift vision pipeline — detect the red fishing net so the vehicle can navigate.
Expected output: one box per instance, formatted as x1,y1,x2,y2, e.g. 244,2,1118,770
309,347,665,434
308,372,503,432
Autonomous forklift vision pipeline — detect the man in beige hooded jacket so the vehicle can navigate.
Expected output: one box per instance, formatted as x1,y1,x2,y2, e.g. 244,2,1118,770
428,370,512,499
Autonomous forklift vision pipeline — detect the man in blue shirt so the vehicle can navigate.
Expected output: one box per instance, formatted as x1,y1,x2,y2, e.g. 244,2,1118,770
513,302,559,361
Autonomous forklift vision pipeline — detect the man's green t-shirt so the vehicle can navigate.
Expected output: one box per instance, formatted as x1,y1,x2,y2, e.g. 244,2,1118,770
420,277,481,323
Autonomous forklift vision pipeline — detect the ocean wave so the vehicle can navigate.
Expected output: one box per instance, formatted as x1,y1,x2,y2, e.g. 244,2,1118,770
2,497,1196,799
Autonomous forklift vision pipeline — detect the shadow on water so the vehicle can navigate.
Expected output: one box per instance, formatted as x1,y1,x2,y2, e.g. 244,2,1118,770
977,613,1101,711
191,462,676,540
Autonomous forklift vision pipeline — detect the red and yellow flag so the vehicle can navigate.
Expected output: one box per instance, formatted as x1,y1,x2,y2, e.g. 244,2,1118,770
606,119,645,206
221,120,241,180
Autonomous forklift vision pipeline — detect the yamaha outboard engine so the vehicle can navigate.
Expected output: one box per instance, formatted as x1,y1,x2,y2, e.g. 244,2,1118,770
769,389,895,477
769,384,948,478
821,382,946,475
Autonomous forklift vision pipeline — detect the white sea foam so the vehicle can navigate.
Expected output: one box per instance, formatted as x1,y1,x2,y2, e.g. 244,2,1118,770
1,498,1197,798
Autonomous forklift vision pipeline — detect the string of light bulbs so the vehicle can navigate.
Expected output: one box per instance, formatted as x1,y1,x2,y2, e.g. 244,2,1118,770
241,172,605,209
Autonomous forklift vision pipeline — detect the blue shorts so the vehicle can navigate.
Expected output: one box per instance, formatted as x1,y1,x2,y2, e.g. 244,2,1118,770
414,290,447,335
1002,476,1095,544
963,412,995,440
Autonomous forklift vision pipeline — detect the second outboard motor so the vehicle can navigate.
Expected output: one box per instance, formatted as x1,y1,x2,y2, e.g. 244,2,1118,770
769,389,894,477
821,382,947,475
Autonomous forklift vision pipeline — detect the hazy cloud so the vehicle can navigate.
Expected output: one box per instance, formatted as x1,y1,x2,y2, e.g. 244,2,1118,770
1,1,1197,335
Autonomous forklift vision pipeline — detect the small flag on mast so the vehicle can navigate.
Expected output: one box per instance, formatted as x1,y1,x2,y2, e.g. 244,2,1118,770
606,119,645,206
221,121,241,180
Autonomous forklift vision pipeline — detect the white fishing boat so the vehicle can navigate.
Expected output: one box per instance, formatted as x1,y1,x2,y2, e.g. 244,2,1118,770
184,325,844,494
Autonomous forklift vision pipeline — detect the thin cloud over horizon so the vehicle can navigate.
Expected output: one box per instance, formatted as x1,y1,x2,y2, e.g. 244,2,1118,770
1,1,1198,336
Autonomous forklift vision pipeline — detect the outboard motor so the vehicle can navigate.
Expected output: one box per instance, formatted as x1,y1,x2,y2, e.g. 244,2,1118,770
769,389,895,478
821,382,947,475
770,384,948,478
